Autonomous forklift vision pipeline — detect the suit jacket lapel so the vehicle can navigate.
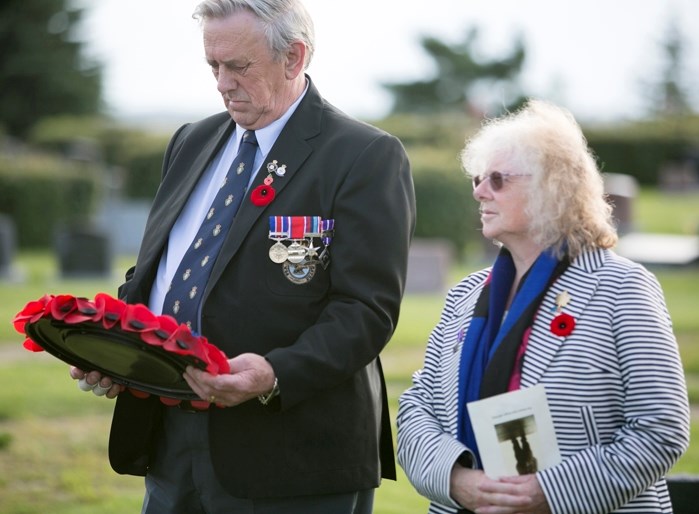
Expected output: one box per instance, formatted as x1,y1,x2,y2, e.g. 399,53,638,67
204,79,323,296
153,121,232,252
131,117,233,301
520,249,604,387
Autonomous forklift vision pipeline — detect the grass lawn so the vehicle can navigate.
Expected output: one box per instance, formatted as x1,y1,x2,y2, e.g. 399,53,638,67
1,187,698,513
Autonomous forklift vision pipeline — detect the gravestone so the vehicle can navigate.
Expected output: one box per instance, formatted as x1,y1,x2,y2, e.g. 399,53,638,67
659,157,699,192
0,214,16,279
603,173,639,235
95,198,149,255
615,233,699,267
55,226,112,279
405,239,454,294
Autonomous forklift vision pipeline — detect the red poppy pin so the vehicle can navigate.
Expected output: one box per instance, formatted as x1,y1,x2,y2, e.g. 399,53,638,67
549,290,576,337
250,160,286,207
550,312,575,337
250,184,275,206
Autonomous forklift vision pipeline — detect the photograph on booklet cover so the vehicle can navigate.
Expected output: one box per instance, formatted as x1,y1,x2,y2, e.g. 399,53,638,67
467,384,560,478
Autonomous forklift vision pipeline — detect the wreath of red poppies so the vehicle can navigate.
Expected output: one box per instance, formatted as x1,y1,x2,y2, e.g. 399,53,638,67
13,293,230,410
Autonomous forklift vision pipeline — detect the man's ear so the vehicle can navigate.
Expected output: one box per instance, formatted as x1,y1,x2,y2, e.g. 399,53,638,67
285,41,307,79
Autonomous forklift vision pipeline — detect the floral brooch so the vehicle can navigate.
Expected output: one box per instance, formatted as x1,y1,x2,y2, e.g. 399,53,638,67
251,160,286,207
550,290,575,337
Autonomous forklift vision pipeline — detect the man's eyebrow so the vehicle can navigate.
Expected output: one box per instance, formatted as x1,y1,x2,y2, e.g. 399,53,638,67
207,57,250,67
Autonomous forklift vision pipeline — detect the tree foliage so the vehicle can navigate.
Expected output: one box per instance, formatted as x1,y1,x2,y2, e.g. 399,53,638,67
643,15,695,118
0,0,103,138
383,28,527,117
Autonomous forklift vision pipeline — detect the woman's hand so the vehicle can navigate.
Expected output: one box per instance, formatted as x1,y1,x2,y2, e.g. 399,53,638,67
450,464,491,510
450,464,551,514
475,474,551,514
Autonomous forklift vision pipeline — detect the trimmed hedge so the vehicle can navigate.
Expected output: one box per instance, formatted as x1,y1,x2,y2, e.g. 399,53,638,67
14,113,699,256
120,147,164,200
30,116,169,200
412,167,478,258
395,114,699,256
405,144,479,258
0,156,98,248
587,136,692,186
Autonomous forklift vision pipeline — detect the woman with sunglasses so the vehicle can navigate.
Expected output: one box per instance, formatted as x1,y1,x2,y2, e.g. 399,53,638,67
397,99,689,514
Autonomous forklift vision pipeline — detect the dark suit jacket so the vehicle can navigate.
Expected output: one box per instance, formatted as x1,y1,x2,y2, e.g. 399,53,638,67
108,77,416,499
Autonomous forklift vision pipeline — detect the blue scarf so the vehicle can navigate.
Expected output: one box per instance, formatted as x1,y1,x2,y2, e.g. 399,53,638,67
456,248,561,468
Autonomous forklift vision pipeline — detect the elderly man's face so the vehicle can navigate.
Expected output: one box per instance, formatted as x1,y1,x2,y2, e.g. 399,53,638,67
203,10,296,130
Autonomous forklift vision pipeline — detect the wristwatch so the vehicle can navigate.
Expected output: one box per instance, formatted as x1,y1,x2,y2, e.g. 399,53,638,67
257,377,280,405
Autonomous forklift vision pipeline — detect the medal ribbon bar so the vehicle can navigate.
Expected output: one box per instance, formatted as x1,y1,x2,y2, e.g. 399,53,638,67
268,216,333,243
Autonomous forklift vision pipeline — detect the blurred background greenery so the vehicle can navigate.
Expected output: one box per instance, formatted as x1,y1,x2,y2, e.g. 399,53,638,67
1,1,698,513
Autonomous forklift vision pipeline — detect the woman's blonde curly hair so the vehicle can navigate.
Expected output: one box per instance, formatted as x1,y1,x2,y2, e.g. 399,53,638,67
461,99,618,259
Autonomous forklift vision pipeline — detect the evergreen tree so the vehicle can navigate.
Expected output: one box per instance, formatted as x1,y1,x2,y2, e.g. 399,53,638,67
0,0,103,138
383,27,527,117
647,16,694,117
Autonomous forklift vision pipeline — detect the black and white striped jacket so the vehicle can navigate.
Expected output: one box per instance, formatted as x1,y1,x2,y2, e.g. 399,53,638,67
397,248,690,514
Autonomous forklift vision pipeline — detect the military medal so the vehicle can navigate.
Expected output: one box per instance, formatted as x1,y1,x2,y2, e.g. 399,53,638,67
268,216,290,263
318,218,334,269
283,262,316,284
269,242,288,263
267,215,336,284
286,241,307,263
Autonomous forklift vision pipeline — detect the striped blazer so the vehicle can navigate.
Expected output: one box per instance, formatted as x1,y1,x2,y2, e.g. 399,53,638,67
397,248,690,514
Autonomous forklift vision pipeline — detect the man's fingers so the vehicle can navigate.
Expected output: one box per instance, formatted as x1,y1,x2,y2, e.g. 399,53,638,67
78,376,96,391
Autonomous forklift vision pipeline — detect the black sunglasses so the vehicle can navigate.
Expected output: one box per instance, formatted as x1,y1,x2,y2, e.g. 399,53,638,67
472,171,531,191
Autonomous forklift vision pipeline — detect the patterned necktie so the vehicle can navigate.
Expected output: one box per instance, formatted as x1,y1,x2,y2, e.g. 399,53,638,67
162,130,258,332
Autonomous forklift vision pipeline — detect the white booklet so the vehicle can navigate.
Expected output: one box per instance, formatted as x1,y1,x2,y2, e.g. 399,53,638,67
467,384,561,478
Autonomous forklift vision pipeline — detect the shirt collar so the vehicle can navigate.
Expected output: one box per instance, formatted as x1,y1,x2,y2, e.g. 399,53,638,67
233,78,309,157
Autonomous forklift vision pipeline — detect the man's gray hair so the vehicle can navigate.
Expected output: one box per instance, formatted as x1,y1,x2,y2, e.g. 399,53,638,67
193,0,315,68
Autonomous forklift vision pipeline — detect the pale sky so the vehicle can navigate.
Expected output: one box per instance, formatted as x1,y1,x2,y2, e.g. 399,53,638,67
78,0,699,128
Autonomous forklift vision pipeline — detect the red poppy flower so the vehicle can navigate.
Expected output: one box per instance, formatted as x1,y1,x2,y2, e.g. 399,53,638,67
13,294,54,334
64,297,99,324
189,399,212,411
94,293,127,329
203,342,231,375
128,388,151,399
157,314,180,333
22,338,44,352
140,314,179,346
158,397,181,407
121,303,160,333
250,184,276,206
50,294,77,321
550,313,575,337
162,324,208,366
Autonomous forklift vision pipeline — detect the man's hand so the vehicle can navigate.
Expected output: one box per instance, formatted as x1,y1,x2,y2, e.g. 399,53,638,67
69,366,124,399
184,352,276,407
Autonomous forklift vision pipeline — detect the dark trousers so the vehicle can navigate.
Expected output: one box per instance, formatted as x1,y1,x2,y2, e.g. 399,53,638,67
142,407,375,514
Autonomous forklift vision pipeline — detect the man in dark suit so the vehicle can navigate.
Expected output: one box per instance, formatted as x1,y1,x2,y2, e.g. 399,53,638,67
72,0,415,512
